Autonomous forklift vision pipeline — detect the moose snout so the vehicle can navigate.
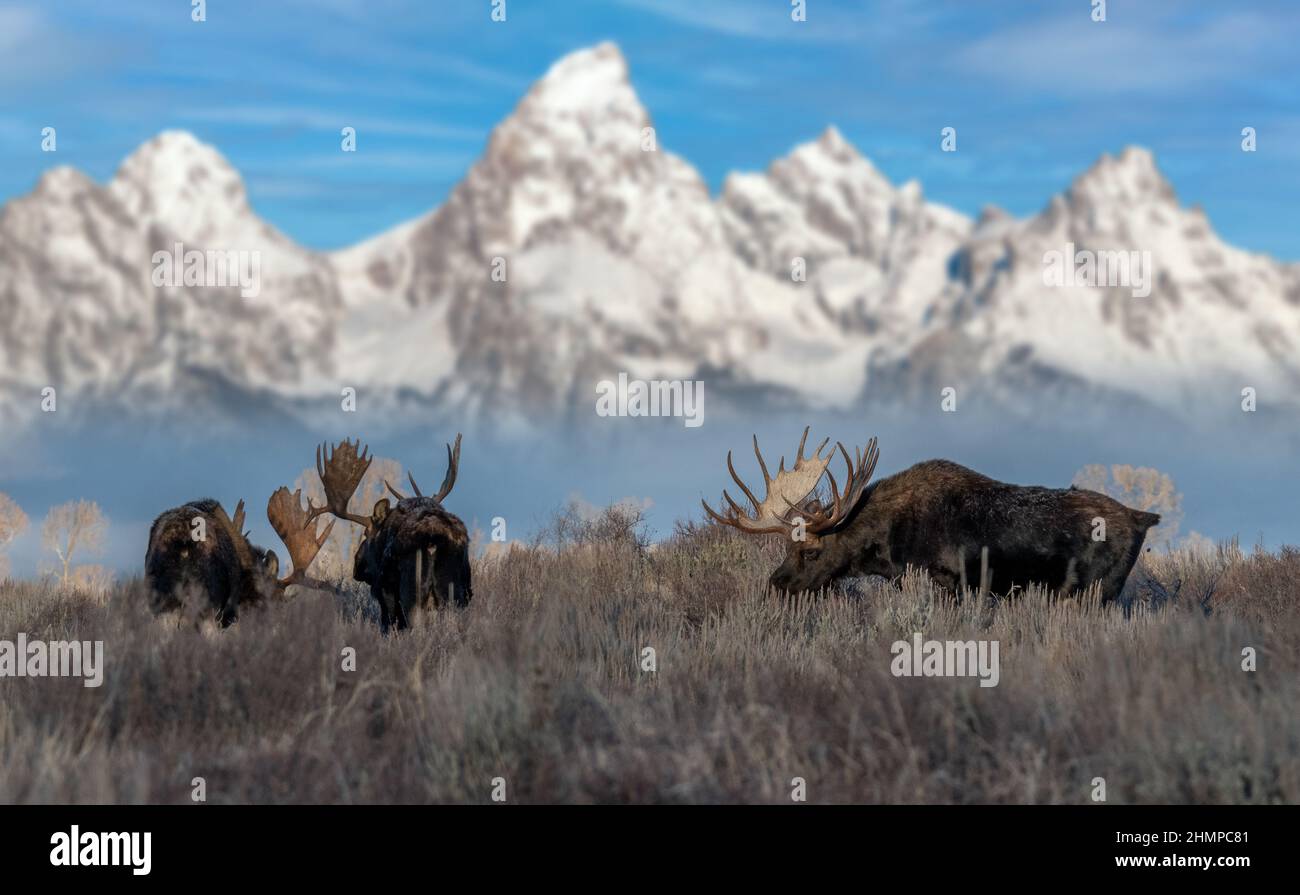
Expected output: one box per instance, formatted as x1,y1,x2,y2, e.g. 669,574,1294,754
768,565,811,597
768,570,795,595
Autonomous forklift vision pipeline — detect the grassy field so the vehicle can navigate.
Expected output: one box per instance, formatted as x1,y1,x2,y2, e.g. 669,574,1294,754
0,507,1296,804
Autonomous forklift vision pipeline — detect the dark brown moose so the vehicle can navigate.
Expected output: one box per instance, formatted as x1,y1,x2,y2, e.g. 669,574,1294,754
146,495,332,626
703,427,1160,602
300,437,472,632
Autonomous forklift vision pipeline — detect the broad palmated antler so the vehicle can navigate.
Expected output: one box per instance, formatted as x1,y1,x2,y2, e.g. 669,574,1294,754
796,437,879,533
386,433,462,504
309,438,376,531
702,427,879,535
267,487,335,587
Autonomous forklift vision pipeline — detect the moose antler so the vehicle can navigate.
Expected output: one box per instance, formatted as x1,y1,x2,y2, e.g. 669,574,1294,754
267,487,335,587
386,433,462,504
309,438,376,531
702,427,832,534
795,437,879,533
702,427,879,535
210,499,253,543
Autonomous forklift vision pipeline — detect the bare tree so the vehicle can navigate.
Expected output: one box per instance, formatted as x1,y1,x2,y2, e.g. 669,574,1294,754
1072,464,1183,550
294,454,403,579
0,493,28,580
41,500,108,588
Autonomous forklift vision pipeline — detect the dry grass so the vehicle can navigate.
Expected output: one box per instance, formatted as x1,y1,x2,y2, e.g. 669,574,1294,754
0,509,1296,804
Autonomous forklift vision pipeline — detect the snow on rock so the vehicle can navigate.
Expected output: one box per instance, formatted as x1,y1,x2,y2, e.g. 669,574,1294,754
0,132,340,426
3,43,1298,435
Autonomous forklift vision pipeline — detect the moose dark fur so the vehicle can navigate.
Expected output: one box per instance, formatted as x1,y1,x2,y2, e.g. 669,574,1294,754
307,437,472,632
352,497,472,630
145,499,278,627
146,485,334,627
704,429,1160,602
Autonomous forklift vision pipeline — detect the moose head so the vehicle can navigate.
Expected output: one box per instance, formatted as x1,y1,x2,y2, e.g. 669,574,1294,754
274,436,470,631
702,427,879,595
146,494,333,627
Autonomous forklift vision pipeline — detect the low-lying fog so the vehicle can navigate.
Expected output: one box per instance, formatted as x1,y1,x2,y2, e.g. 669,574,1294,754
0,405,1294,578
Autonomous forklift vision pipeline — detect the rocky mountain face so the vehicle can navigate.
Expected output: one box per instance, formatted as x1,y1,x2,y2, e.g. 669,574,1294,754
0,132,340,429
2,42,1296,436
872,146,1300,420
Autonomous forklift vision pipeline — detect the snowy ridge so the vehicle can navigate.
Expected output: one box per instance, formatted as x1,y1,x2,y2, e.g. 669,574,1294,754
1,43,1297,436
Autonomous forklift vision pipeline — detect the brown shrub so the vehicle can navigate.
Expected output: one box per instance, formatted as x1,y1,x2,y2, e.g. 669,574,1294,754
0,521,1294,804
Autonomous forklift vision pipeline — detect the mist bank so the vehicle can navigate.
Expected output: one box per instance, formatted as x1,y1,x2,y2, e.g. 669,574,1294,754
0,406,1294,577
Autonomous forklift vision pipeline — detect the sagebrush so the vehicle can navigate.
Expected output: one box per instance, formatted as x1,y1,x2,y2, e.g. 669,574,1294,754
0,509,1295,804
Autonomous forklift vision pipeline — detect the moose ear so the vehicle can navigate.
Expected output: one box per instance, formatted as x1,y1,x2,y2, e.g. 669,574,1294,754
372,499,390,524
263,550,279,579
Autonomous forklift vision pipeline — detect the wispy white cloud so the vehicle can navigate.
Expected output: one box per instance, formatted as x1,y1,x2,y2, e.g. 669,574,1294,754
0,5,43,50
424,55,531,92
281,0,402,20
955,10,1296,94
294,150,474,174
0,5,121,85
613,0,868,43
698,64,760,89
49,1,529,93
243,177,338,200
140,63,475,105
177,106,485,141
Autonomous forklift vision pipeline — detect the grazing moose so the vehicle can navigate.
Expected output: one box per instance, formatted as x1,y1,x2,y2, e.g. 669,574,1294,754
294,437,472,632
145,495,333,626
702,428,1160,602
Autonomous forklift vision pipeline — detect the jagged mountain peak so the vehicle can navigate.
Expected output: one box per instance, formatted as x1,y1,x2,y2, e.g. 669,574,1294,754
412,41,715,271
812,125,855,157
1,45,1297,436
109,129,251,243
719,125,964,286
31,165,97,200
779,125,888,187
113,130,241,192
484,41,654,167
121,128,226,162
526,41,636,115
1067,145,1176,207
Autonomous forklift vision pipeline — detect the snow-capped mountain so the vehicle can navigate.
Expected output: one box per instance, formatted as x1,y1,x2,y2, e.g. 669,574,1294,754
720,124,970,335
865,146,1300,420
1,42,1297,436
333,42,871,427
0,132,340,429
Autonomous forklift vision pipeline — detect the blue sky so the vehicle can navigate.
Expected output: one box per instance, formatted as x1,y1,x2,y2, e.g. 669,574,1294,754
1,0,1297,257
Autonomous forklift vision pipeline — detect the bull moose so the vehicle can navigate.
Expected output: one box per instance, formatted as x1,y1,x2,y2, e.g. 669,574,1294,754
145,495,332,626
297,436,472,632
145,436,468,631
702,428,1160,602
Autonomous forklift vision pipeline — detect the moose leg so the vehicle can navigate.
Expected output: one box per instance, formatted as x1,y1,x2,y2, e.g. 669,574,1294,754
392,599,411,630
397,555,422,629
433,545,472,608
422,547,440,610
215,570,239,627
372,585,398,634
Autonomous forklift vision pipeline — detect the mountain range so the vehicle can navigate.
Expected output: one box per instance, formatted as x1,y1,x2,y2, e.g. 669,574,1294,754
2,41,1297,436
